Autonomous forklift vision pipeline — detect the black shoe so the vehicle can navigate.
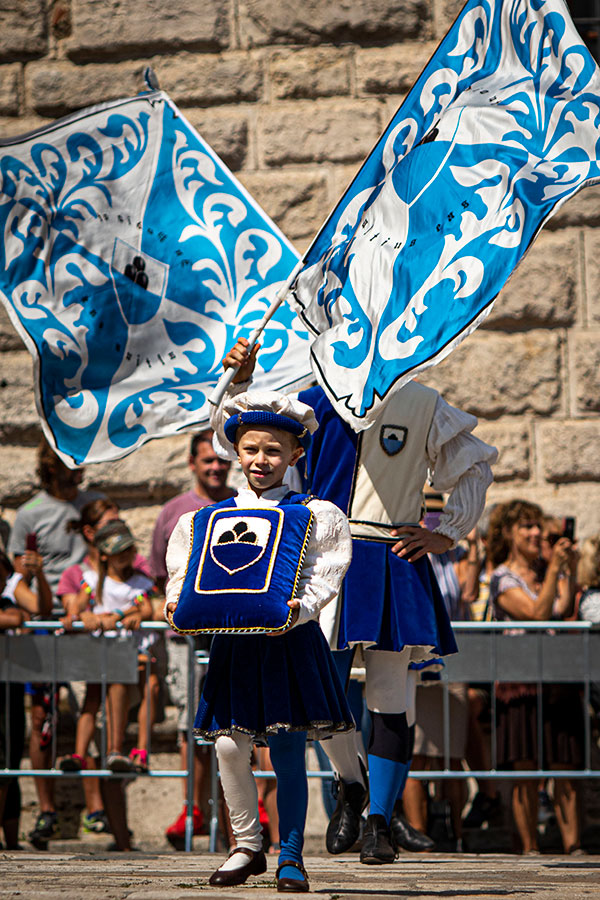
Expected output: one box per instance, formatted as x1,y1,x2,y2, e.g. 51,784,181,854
208,848,267,887
360,813,397,864
326,775,368,854
390,813,435,852
29,811,59,850
276,860,310,893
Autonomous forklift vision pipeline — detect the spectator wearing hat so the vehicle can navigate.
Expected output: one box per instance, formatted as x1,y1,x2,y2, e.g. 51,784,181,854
61,519,156,774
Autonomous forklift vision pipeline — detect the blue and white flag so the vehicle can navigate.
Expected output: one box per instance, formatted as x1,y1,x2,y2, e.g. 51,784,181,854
0,91,309,465
291,0,600,430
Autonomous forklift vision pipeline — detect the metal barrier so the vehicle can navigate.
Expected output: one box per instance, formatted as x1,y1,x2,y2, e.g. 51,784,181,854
2,620,599,852
0,621,209,852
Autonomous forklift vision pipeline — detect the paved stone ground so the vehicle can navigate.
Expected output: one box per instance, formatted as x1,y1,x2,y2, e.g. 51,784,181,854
1,851,599,899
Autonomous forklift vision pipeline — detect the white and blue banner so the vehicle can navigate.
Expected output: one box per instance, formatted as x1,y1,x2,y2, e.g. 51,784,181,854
0,91,309,465
291,0,600,430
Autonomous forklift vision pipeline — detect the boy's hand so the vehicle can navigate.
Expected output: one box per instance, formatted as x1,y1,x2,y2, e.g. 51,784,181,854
223,337,260,383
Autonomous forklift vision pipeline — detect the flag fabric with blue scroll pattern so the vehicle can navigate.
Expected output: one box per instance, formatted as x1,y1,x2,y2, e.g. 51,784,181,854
290,0,600,430
0,91,309,465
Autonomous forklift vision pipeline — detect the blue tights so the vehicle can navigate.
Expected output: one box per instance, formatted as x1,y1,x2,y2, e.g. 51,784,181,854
268,731,308,881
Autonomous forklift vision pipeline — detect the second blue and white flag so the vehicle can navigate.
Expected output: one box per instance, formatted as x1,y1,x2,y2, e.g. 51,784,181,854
291,0,600,429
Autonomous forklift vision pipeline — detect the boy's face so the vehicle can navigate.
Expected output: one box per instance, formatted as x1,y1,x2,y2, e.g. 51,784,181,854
236,427,303,496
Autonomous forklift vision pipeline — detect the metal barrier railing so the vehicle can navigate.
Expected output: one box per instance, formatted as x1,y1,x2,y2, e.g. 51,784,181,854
2,620,599,852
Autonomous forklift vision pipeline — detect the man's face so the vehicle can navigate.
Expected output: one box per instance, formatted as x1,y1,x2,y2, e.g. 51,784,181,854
54,462,84,501
190,441,230,493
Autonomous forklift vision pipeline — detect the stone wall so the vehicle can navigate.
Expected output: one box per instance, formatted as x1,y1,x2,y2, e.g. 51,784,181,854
1,0,599,552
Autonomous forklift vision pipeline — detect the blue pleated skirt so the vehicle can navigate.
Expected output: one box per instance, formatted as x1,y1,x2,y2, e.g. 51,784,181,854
337,540,457,662
194,620,355,742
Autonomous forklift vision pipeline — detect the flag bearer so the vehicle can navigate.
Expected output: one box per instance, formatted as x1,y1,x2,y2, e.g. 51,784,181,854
220,338,497,863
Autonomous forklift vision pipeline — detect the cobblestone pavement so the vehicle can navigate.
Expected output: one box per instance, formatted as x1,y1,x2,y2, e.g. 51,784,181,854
1,851,599,899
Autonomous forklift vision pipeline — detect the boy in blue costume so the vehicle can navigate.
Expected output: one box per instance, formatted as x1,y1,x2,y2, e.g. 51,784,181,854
219,338,497,863
165,389,354,892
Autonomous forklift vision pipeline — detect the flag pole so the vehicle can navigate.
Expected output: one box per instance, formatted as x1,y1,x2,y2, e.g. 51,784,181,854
207,258,305,407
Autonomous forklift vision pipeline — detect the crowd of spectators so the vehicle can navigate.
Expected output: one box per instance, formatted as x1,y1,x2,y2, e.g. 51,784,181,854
0,434,597,856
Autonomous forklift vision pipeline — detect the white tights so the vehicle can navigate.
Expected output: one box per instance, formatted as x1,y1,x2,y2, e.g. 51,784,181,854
325,649,418,783
215,732,263,869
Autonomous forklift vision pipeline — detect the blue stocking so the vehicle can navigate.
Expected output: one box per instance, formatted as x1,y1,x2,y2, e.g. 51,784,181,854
268,731,308,881
368,712,411,824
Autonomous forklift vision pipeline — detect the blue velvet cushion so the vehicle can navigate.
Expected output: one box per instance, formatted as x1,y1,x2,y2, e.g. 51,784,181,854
171,502,314,634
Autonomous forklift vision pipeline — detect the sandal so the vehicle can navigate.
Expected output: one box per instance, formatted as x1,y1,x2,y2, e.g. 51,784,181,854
60,754,87,772
129,748,149,773
276,860,310,893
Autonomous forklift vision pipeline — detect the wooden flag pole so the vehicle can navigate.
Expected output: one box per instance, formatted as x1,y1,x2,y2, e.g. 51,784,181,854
207,258,305,407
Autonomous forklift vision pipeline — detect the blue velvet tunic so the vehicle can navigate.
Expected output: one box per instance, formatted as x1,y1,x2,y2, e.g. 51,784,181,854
193,491,355,741
298,385,457,661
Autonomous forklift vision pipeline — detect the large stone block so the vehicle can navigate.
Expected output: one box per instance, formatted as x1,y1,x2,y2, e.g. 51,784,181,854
0,115,51,137
238,170,328,243
434,0,464,38
537,420,600,483
0,445,38,507
421,330,562,417
261,101,381,166
572,331,600,414
26,60,145,116
485,230,579,329
153,52,264,107
83,434,192,503
67,0,229,59
239,0,429,47
356,43,435,96
0,304,25,352
474,420,530,482
0,64,21,115
0,1,46,61
269,47,350,100
185,108,249,170
0,351,40,445
584,232,600,326
548,184,600,230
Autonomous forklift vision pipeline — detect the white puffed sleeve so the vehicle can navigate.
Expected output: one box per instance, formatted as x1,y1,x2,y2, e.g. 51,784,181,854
426,395,498,545
294,499,353,627
209,379,252,460
163,511,195,618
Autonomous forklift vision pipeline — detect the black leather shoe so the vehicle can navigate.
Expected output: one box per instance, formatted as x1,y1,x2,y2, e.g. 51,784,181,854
326,776,368,854
208,847,267,886
360,813,397,864
276,860,310,893
390,813,435,852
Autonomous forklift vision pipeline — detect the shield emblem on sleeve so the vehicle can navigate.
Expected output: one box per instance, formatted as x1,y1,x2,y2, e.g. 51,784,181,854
380,425,408,456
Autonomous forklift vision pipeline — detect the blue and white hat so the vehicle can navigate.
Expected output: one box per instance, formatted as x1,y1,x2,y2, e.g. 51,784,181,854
221,390,319,452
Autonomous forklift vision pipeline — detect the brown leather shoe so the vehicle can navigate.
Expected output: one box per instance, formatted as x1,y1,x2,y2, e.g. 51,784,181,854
208,847,267,886
276,860,310,893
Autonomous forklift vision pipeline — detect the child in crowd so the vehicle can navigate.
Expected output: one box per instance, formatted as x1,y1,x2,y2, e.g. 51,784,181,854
165,390,354,892
58,498,152,830
61,520,157,774
0,548,52,849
